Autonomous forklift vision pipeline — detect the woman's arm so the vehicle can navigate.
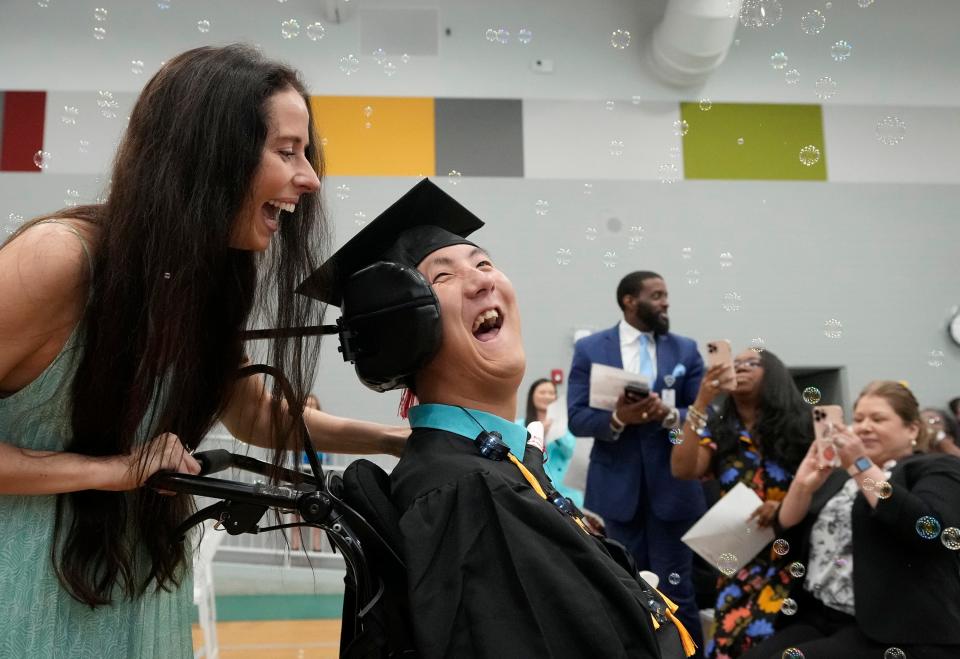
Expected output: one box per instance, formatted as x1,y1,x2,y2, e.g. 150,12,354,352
670,363,730,480
220,372,408,456
777,440,833,529
0,433,200,495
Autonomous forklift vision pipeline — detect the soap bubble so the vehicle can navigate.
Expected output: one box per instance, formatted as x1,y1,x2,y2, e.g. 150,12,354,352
130,60,144,75
800,10,825,35
609,140,625,157
306,22,325,41
338,54,360,76
928,349,945,368
940,527,960,550
788,562,806,578
831,40,853,62
699,99,712,111
780,597,798,615
33,150,52,170
858,0,874,7
602,251,618,269
383,61,398,77
802,387,822,405
446,170,462,186
157,1,170,9
719,251,733,269
770,51,789,70
785,69,801,85
93,26,106,40
669,429,682,445
799,145,821,167
197,19,210,33
582,183,594,195
353,211,367,227
717,553,738,576
736,137,745,145
883,649,905,659
685,269,701,286
722,292,742,313
916,516,941,540
611,29,631,49
335,184,351,200
518,28,533,44
61,105,79,125
605,100,616,111
815,76,838,100
875,481,893,499
94,7,108,21
668,572,681,585
627,225,644,249
823,318,843,339
658,162,680,184
484,28,497,42
862,477,876,492
673,119,689,136
585,226,598,241
372,47,387,64
37,0,49,7
535,200,549,216
63,189,80,206
773,539,790,555
281,19,300,39
555,248,572,266
78,139,90,153
782,648,805,659
751,337,766,353
681,247,693,260
876,116,906,145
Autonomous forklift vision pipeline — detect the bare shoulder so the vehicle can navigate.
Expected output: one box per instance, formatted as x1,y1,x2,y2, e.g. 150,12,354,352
0,219,97,297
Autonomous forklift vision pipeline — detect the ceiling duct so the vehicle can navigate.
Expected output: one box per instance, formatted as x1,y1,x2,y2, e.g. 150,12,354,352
646,0,743,87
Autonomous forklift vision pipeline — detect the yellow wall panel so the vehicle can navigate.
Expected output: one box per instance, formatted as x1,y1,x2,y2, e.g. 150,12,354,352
310,96,435,176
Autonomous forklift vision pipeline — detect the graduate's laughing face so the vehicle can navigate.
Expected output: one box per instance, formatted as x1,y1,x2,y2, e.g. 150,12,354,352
416,243,525,395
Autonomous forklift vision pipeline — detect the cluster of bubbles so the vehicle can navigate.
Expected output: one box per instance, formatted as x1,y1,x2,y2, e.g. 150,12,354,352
534,200,549,216
717,553,738,576
799,145,821,167
610,29,631,49
484,27,533,45
876,116,907,145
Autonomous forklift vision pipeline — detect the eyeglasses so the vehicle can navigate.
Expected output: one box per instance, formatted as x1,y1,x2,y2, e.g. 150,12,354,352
733,359,763,370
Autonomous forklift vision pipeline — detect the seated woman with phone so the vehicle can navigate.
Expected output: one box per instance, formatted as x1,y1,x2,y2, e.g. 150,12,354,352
740,380,960,659
671,344,813,658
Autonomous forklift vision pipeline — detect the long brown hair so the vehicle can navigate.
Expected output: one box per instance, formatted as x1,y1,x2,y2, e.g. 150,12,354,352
11,45,328,606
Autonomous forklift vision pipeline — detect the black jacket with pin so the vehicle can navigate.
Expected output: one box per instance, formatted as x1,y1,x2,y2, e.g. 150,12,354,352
775,452,960,646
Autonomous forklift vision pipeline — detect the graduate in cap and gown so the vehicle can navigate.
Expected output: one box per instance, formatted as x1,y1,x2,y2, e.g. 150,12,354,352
303,179,696,659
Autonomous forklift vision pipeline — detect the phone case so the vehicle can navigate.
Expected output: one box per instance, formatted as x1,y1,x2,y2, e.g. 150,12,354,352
812,405,843,467
706,340,736,392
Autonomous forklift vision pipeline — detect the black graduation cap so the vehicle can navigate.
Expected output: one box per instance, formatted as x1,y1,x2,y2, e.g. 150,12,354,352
297,178,484,306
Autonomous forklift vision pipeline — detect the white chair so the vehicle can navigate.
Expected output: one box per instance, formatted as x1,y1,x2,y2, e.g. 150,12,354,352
193,519,226,659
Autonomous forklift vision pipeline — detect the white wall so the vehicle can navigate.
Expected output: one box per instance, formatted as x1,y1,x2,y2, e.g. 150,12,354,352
2,0,958,429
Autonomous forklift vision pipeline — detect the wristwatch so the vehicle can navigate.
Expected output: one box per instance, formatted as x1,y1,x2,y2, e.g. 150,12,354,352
846,455,873,476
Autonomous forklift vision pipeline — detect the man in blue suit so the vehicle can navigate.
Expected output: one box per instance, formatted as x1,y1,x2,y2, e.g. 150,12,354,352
568,271,706,655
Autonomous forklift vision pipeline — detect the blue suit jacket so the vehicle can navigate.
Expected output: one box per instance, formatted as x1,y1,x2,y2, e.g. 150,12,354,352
567,324,706,523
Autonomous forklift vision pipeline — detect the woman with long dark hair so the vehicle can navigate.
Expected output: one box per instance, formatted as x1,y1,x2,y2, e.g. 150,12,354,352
0,45,404,657
671,347,813,658
516,377,584,507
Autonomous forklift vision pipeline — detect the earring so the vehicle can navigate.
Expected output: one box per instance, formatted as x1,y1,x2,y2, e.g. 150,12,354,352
911,438,918,448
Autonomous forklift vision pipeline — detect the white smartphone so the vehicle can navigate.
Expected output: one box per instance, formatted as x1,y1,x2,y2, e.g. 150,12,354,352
705,339,736,392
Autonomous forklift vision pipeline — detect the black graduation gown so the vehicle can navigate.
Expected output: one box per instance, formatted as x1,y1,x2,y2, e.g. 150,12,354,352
390,427,663,659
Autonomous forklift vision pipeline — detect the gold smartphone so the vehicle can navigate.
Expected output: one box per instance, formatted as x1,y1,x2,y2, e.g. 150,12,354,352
812,405,844,467
705,339,736,392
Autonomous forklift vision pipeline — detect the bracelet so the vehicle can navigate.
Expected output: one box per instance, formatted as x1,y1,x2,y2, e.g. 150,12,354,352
611,411,626,430
688,405,707,422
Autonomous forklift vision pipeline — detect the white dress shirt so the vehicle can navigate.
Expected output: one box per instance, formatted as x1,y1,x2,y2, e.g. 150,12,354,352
618,319,657,382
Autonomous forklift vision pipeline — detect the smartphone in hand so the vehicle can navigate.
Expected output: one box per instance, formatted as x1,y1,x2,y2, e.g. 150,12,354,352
624,382,650,403
706,339,736,392
812,405,843,467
